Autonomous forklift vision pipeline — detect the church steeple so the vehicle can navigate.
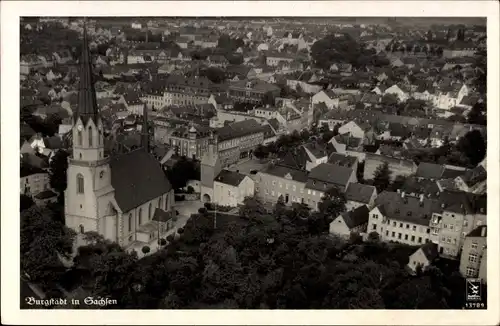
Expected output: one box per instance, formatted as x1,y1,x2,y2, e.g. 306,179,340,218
75,20,99,125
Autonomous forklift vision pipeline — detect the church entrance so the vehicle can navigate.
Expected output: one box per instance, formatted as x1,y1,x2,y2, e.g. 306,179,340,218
202,194,211,203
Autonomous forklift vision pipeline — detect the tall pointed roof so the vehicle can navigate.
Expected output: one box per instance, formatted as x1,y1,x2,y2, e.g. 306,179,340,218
75,21,99,124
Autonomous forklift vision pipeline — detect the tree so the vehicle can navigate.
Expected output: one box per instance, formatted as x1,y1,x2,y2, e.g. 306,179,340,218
368,231,380,242
372,162,391,193
49,150,70,204
142,246,151,254
166,157,200,190
457,130,486,166
20,194,35,211
467,101,486,126
310,33,362,69
253,144,269,160
300,129,311,142
202,67,226,84
21,206,75,287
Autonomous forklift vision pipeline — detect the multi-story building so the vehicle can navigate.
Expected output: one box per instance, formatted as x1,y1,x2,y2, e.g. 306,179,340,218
168,124,211,160
459,225,487,282
213,169,255,207
163,76,215,107
367,191,441,246
228,79,281,105
215,119,264,167
255,164,309,207
429,190,487,258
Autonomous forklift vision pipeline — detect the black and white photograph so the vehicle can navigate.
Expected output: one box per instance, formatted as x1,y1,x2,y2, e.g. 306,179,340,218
2,1,499,325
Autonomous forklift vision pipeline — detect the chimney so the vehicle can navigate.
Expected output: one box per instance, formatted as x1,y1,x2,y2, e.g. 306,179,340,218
142,103,149,152
480,226,486,237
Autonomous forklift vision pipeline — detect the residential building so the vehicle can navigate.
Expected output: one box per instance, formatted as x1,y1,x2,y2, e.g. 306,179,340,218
367,191,441,246
118,92,144,115
255,164,309,207
454,165,487,194
216,119,265,167
163,76,213,106
228,79,281,104
329,205,370,238
312,90,340,109
213,170,255,207
168,124,211,160
459,226,487,282
266,53,295,67
345,183,377,211
407,242,439,274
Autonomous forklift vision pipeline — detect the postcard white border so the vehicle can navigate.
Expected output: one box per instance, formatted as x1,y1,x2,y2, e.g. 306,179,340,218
2,1,499,325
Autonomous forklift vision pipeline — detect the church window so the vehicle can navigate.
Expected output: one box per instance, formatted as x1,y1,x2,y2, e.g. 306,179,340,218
148,202,153,220
79,224,84,234
78,130,83,146
128,214,133,232
158,197,163,209
88,126,93,146
77,174,84,193
138,208,143,226
98,129,102,145
165,195,168,210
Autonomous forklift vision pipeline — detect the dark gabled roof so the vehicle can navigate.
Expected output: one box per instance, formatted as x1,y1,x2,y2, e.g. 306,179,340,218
110,149,172,213
388,122,411,138
416,162,445,180
307,163,353,189
279,147,310,170
442,167,467,179
435,190,486,215
467,225,487,238
340,205,370,229
214,169,247,187
375,191,440,226
328,153,358,168
43,136,63,150
345,183,376,204
418,242,439,261
261,164,308,183
216,119,263,142
267,118,280,131
459,165,487,187
75,25,99,125
303,142,327,160
261,124,276,139
152,207,173,222
401,176,441,198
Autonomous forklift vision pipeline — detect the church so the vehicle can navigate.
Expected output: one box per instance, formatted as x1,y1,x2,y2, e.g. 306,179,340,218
64,27,174,251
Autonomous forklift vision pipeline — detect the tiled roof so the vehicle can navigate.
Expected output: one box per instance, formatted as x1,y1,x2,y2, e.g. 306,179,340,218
214,169,247,187
261,164,308,183
307,163,353,189
216,119,263,142
110,149,172,213
345,183,376,204
328,153,358,168
419,242,439,261
340,205,370,229
375,191,440,226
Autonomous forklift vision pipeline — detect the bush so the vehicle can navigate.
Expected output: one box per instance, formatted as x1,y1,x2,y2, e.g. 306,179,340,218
186,186,195,194
141,246,150,254
158,238,167,246
166,234,174,242
204,202,214,210
368,231,380,242
177,227,184,234
198,207,208,214
349,232,363,244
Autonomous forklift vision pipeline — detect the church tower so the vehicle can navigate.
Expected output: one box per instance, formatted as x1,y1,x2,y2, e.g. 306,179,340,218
200,131,221,203
65,23,115,236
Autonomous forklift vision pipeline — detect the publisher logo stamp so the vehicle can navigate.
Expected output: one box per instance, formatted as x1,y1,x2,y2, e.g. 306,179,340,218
466,278,481,302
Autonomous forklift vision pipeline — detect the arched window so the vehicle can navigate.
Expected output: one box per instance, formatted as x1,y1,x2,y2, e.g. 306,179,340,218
158,197,162,209
76,174,84,193
98,129,102,145
128,213,133,232
77,130,82,146
138,208,142,226
165,194,168,210
148,202,153,220
88,126,93,146
79,224,84,234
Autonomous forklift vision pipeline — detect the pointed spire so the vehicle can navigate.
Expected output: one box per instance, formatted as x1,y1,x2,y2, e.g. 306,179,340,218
76,18,99,124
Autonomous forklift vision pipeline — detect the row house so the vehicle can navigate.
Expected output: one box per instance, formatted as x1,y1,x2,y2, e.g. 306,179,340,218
163,76,214,107
266,53,295,67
